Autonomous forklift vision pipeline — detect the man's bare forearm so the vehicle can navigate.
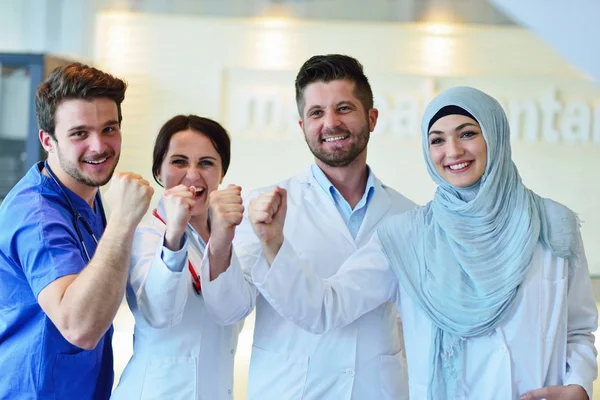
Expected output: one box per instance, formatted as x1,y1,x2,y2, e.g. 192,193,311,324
58,218,136,348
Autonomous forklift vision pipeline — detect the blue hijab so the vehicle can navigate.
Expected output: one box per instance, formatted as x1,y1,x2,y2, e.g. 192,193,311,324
377,86,583,399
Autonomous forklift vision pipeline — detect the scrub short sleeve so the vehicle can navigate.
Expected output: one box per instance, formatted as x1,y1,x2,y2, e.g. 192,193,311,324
16,202,87,298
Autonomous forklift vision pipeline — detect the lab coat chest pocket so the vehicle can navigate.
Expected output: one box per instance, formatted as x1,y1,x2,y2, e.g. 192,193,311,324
380,349,409,400
247,346,309,400
140,357,197,400
53,350,101,399
541,257,568,342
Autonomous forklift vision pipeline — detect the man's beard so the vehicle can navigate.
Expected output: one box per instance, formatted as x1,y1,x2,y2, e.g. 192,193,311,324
56,146,119,187
304,124,370,168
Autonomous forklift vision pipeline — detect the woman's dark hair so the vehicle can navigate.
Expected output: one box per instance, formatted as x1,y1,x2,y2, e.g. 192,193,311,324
152,115,231,186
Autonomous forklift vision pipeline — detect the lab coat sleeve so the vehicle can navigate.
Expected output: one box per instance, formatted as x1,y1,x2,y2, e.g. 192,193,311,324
252,231,399,334
199,245,256,325
129,223,190,329
563,240,598,397
197,192,262,325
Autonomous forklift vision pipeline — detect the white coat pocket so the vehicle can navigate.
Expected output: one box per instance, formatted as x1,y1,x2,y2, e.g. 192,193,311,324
541,257,568,343
140,357,197,400
380,349,409,400
247,346,309,400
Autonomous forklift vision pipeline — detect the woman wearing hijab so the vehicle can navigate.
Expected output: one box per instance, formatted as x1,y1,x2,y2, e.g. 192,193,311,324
112,115,247,400
246,86,598,400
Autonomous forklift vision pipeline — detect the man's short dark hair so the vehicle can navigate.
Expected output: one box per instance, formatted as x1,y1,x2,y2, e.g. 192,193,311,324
294,54,374,116
35,63,127,138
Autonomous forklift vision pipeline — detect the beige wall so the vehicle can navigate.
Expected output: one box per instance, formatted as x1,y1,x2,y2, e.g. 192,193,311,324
95,12,600,274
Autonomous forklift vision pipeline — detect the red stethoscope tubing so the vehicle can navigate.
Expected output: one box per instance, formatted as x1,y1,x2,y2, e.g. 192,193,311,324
152,209,201,294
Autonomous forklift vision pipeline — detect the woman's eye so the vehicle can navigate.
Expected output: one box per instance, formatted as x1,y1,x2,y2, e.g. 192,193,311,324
461,131,478,138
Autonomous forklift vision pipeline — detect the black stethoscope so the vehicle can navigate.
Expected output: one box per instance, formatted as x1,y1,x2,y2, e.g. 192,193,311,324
44,160,107,262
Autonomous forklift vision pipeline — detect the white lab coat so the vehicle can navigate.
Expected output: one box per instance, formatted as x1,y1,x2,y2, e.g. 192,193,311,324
252,231,599,400
201,166,416,399
111,215,244,400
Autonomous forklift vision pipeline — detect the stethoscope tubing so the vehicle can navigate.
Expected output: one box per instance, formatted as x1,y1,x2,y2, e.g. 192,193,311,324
43,160,106,262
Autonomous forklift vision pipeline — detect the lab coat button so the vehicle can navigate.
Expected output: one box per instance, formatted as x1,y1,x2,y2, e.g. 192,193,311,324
231,349,234,354
228,389,232,394
345,368,355,377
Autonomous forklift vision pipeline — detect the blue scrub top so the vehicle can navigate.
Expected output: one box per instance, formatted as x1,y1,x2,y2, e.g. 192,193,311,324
0,162,114,399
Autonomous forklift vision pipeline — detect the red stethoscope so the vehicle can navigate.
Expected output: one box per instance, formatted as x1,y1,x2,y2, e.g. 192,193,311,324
152,209,202,294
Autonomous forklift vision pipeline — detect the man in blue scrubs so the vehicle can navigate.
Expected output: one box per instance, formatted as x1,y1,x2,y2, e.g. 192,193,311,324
0,63,154,399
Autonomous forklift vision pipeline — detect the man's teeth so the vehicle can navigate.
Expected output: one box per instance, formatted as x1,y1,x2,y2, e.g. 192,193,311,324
195,188,204,196
449,162,470,170
323,136,347,142
85,158,107,164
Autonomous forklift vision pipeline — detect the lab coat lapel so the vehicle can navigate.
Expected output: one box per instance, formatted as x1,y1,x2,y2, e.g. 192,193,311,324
355,178,391,244
299,168,355,246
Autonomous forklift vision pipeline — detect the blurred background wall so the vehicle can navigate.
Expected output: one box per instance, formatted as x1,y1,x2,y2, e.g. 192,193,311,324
5,0,597,272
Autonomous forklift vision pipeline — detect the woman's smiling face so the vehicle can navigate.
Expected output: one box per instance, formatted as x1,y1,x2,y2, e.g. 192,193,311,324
428,114,487,188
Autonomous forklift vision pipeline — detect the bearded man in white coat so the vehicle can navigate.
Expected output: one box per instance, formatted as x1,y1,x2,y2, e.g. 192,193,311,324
201,54,416,399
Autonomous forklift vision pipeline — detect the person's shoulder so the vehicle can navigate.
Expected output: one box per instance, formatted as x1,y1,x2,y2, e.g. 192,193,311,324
542,197,575,216
0,177,56,227
375,204,428,256
130,213,168,258
0,176,74,260
1,168,38,202
375,179,419,211
541,197,579,230
377,203,430,245
540,197,581,244
245,168,311,197
386,202,428,224
1,162,56,209
136,212,167,233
